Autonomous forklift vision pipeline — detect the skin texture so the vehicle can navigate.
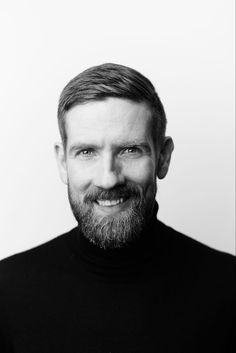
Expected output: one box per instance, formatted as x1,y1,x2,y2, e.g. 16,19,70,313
55,97,174,249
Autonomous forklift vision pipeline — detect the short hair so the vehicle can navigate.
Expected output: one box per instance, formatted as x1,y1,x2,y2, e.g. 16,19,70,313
57,63,167,148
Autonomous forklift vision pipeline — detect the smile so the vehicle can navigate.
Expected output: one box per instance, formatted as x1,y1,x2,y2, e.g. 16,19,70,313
96,198,124,207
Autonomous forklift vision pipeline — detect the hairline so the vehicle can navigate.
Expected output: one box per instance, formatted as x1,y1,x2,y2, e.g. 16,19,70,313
60,97,165,151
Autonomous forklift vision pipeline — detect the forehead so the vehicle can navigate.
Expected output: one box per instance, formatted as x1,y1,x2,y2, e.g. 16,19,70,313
65,98,153,146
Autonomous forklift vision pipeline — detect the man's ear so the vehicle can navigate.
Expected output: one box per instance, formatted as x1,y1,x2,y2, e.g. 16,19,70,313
54,142,68,185
156,137,174,179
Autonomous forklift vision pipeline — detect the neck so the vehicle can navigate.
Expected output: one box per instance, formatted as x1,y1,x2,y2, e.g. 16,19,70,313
72,202,159,274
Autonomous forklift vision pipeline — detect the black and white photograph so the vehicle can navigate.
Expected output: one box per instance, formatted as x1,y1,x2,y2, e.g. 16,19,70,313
0,1,235,352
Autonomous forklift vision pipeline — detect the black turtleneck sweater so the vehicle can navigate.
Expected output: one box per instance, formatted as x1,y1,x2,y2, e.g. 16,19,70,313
0,204,235,352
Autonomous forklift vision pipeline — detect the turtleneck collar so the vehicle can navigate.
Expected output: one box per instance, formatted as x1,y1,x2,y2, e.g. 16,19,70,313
69,202,160,279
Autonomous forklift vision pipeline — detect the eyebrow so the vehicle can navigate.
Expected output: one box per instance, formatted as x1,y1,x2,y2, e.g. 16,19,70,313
68,140,152,155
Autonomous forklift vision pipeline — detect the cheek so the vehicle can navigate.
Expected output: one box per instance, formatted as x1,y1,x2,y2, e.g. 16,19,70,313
67,163,92,192
124,158,156,185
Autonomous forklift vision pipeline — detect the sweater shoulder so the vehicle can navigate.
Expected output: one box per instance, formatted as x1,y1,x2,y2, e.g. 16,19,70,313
157,220,236,281
158,219,235,256
0,228,77,284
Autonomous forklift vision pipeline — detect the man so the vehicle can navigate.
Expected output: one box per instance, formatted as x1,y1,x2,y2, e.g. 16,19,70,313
0,63,235,352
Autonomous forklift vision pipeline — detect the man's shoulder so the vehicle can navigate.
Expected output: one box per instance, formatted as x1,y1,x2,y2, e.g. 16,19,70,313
0,228,77,284
158,219,235,261
157,220,235,284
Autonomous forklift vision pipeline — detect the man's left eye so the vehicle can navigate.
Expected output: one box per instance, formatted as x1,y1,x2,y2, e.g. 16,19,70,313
122,147,141,155
81,150,92,155
125,147,138,153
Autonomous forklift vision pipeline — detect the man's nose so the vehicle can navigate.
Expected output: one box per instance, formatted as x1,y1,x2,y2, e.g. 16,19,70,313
94,155,124,189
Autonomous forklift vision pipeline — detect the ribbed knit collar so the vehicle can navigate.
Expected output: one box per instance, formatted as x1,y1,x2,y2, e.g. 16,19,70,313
69,202,160,279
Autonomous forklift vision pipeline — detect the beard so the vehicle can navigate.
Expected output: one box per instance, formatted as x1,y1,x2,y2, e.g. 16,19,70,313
67,181,156,250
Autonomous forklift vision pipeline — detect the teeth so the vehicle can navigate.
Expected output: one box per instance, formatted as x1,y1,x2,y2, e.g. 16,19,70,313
97,198,124,207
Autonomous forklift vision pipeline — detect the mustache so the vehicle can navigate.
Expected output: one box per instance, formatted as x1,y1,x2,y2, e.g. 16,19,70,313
84,183,142,203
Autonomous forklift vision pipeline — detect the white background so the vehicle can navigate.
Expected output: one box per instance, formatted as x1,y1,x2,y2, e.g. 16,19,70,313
0,0,235,259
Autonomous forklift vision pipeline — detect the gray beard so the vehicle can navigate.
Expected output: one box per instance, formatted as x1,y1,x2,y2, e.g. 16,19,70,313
68,185,155,250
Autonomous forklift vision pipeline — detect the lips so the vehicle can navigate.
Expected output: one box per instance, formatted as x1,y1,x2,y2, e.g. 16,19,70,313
84,184,141,207
96,198,124,207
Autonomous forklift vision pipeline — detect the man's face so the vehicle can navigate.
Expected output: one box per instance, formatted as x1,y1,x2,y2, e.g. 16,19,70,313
55,98,170,249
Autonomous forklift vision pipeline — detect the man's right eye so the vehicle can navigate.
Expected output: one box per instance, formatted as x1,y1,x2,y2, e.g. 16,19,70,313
76,149,95,158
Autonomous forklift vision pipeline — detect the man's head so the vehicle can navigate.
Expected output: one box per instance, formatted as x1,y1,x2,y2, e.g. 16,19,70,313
58,63,167,149
55,63,174,249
